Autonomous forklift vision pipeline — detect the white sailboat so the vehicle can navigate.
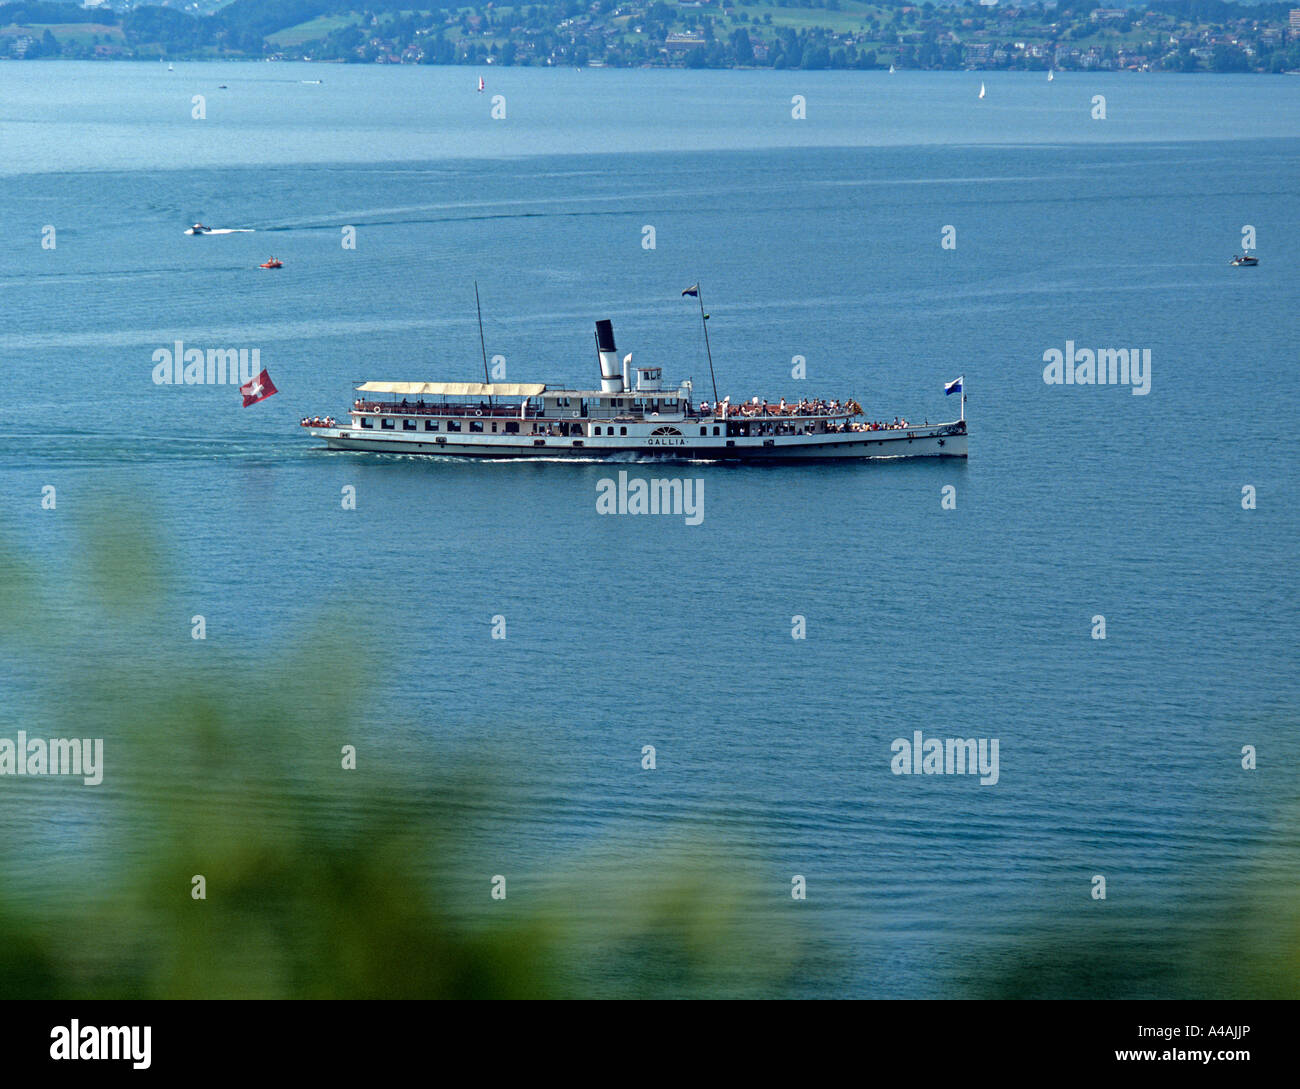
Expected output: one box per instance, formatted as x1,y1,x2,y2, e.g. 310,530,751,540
889,64,895,74
978,81,986,99
1047,69,1054,82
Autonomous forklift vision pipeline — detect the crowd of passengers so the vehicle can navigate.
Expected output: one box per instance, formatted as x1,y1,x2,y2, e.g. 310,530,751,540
347,397,920,433
736,417,917,436
850,418,915,432
300,416,336,428
697,397,916,431
696,397,862,418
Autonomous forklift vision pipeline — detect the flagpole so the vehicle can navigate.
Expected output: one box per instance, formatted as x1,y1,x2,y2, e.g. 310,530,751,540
474,281,491,400
696,284,719,405
961,376,965,422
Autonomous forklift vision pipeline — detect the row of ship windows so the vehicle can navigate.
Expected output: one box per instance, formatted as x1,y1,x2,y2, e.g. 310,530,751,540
591,426,722,436
361,418,509,433
358,418,725,437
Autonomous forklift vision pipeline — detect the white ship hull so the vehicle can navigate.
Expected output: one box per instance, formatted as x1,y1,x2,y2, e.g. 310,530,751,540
310,421,967,461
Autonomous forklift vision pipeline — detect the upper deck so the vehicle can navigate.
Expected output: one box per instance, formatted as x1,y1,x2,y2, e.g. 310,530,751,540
351,382,864,425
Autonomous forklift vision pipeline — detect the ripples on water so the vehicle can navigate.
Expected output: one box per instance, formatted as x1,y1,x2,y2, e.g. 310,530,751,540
0,65,1296,997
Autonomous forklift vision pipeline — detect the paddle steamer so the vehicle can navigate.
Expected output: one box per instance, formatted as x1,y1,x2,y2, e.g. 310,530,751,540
301,320,967,461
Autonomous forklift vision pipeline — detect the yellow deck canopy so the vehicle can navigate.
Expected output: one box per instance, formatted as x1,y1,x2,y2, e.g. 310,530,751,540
356,381,546,398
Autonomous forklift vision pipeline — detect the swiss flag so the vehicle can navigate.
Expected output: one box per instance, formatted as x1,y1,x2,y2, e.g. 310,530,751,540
240,369,278,407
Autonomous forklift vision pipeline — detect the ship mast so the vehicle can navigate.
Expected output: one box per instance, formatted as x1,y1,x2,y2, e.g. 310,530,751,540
688,283,719,405
474,280,492,405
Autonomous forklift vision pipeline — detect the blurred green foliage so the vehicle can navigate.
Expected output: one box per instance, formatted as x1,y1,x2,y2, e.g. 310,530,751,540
1,515,1295,999
0,517,807,999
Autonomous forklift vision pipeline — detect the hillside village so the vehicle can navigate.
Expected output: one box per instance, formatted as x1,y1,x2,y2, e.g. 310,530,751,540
3,0,1300,72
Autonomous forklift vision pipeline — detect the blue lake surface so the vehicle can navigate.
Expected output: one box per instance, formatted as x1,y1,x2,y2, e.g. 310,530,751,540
0,62,1297,997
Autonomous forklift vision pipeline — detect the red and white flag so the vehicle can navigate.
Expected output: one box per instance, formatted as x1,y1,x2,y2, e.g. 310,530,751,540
240,369,278,407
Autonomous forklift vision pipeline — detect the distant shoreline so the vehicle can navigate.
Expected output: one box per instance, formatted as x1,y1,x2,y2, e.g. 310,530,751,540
3,58,1297,75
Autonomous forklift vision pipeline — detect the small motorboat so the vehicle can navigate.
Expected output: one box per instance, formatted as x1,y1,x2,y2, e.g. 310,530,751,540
259,258,283,269
185,223,212,235
1229,254,1258,267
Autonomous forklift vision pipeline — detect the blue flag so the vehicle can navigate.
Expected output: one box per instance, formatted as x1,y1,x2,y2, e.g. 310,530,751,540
944,377,963,395
682,285,699,297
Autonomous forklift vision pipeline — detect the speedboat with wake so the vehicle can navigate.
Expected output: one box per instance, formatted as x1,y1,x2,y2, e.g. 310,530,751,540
185,223,212,235
1229,253,1258,267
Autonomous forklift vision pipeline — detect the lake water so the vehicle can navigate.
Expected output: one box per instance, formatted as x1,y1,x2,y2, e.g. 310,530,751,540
0,62,1297,998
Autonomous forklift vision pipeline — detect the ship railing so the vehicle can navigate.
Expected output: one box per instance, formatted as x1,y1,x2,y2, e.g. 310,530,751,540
352,399,532,419
350,399,869,423
687,404,860,421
